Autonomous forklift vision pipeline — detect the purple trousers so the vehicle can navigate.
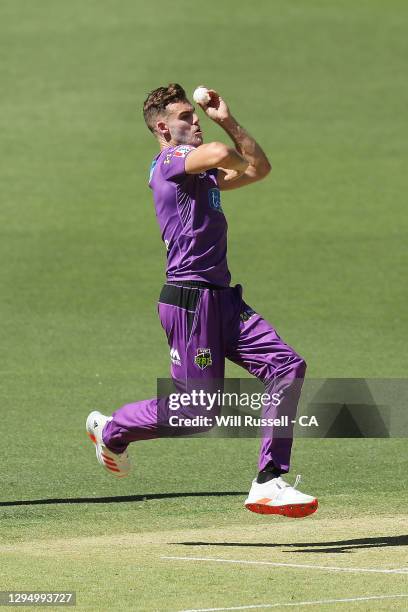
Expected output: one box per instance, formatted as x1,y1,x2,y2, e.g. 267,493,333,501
103,282,306,472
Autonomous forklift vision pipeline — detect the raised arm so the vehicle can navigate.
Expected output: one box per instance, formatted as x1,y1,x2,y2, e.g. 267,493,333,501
196,88,272,191
185,141,249,183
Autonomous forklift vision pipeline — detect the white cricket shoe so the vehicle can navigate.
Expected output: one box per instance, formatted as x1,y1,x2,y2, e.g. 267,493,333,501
245,475,318,518
86,410,131,477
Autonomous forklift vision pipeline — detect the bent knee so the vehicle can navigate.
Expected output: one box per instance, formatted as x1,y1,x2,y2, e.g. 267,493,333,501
293,354,307,377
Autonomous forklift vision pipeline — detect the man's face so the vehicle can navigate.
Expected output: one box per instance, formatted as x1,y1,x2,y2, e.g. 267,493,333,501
158,100,203,147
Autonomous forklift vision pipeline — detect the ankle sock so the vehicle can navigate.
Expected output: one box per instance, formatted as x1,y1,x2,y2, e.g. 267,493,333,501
257,462,283,484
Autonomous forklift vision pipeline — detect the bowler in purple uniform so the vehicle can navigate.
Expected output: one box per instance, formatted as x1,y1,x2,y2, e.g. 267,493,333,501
86,83,318,518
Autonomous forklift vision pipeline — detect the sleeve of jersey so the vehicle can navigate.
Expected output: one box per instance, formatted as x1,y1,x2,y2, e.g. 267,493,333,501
160,145,196,182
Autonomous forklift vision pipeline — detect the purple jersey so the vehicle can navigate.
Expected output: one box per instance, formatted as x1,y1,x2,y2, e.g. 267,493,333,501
148,144,231,287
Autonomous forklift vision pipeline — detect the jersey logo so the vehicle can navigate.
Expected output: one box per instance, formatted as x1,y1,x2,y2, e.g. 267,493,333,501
194,348,212,370
163,146,193,165
208,188,223,213
240,306,256,323
174,145,194,158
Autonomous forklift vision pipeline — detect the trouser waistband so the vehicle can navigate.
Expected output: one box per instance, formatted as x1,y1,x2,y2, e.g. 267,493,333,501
166,280,228,290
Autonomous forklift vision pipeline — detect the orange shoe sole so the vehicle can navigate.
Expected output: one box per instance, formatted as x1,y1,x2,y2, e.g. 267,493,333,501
245,499,318,518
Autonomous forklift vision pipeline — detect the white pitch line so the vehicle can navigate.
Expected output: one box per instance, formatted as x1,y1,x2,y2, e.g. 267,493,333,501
178,594,408,612
162,555,408,575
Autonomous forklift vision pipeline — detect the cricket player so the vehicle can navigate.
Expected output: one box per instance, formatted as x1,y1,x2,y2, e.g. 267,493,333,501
86,83,318,518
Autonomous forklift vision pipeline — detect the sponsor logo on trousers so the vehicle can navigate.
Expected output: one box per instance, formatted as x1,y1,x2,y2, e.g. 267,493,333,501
194,348,212,370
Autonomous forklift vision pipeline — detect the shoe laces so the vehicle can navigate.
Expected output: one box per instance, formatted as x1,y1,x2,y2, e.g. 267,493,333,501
277,474,301,489
275,474,302,501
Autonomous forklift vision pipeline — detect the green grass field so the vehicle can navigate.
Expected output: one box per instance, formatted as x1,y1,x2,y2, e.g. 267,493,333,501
1,0,407,610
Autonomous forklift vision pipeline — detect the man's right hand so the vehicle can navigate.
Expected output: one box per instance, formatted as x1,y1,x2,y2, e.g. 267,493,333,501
197,88,232,125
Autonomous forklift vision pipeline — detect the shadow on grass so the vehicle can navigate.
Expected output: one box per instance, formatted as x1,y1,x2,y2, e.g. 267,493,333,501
0,491,247,507
174,535,408,554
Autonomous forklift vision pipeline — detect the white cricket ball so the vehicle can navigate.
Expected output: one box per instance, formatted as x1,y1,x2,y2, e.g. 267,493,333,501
193,86,210,105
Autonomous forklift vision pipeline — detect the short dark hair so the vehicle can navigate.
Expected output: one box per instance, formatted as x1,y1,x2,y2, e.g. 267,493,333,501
143,83,188,133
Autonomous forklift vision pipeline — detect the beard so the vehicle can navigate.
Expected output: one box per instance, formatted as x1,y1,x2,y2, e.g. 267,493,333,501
172,127,202,146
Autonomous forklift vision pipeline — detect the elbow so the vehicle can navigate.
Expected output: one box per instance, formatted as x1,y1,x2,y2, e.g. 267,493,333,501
259,160,272,178
249,160,271,181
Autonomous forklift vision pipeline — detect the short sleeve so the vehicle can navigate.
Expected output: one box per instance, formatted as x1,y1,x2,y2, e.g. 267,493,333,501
160,145,195,182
